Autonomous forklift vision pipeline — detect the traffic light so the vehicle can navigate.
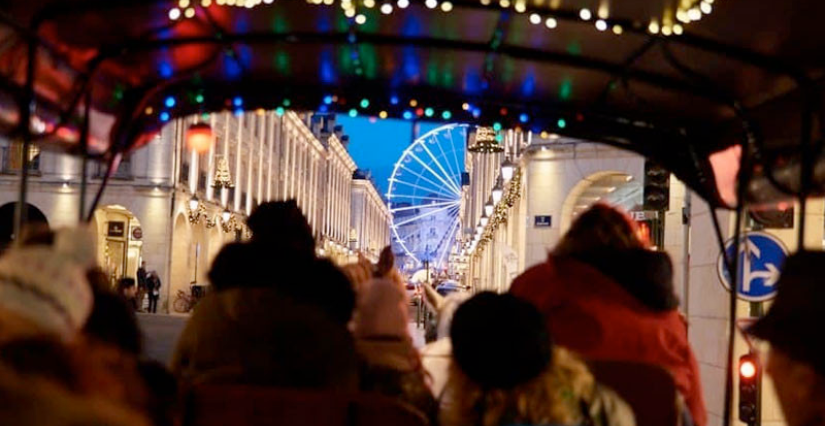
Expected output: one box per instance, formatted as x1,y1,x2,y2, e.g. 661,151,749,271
739,353,761,425
643,160,670,211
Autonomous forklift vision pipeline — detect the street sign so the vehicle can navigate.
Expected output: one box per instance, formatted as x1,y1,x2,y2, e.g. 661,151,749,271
717,232,788,302
534,215,552,227
629,210,660,221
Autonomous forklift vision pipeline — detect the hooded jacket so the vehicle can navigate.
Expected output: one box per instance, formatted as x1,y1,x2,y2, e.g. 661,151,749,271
509,252,706,426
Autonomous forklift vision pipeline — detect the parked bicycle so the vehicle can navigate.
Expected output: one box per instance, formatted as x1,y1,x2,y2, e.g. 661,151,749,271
173,283,208,313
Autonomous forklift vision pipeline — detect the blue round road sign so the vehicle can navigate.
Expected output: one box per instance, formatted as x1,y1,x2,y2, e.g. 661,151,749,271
717,232,788,302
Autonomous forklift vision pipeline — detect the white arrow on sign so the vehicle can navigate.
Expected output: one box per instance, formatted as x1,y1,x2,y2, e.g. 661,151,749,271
749,263,780,287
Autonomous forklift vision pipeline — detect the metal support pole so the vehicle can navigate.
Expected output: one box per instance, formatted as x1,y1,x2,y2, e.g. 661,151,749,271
78,89,91,221
13,33,37,242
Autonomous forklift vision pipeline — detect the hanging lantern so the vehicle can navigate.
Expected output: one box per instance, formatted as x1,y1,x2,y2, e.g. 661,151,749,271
468,126,504,154
501,158,516,181
491,176,504,204
186,122,214,154
188,195,200,212
484,197,494,216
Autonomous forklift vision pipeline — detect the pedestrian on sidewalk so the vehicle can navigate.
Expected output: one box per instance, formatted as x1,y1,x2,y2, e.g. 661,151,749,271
147,272,161,314
136,261,148,312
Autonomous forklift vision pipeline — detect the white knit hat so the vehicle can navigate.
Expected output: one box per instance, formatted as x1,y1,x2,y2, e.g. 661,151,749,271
0,226,95,340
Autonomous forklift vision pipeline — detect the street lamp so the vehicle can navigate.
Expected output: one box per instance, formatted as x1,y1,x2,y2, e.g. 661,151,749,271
221,208,231,223
501,158,515,181
188,195,204,223
189,195,200,212
484,197,494,217
491,177,504,204
480,212,489,227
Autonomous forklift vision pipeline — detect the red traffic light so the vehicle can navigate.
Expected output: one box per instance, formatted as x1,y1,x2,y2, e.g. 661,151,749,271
740,360,757,379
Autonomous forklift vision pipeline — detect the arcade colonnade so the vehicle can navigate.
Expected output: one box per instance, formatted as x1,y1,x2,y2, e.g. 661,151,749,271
0,110,390,312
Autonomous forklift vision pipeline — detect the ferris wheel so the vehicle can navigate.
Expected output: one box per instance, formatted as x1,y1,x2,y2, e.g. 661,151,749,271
387,124,467,272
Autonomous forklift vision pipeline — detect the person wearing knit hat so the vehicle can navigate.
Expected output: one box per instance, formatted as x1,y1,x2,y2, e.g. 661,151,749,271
0,226,95,342
443,292,635,426
353,278,438,423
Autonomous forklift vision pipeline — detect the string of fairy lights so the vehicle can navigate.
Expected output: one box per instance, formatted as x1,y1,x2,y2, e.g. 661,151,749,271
168,0,719,37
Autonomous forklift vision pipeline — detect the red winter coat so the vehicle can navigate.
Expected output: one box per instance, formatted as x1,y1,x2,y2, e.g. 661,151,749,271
510,254,707,426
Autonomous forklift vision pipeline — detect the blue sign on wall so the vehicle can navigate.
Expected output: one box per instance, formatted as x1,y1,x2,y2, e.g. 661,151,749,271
717,232,788,302
534,215,552,228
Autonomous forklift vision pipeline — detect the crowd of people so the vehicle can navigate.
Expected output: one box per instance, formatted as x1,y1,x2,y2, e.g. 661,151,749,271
0,199,822,426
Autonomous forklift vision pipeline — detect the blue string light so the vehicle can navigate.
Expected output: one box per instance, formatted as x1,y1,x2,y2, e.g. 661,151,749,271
402,110,413,120
349,109,358,118
275,107,285,116
160,111,170,122
233,96,243,107
519,113,529,123
442,110,452,120
390,95,400,105
557,118,567,129
360,98,370,108
323,95,334,105
164,96,176,108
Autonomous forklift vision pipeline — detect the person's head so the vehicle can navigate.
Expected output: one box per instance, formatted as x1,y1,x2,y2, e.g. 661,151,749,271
119,279,137,300
247,200,316,257
84,289,142,355
208,242,280,291
749,251,825,426
447,293,593,426
451,292,552,390
353,278,409,340
0,227,96,342
209,244,354,325
554,204,646,257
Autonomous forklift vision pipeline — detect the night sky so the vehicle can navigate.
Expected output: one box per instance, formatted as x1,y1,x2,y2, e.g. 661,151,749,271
336,115,442,196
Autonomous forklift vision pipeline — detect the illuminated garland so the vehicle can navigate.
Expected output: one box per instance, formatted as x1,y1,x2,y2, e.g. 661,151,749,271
474,167,522,256
167,0,718,38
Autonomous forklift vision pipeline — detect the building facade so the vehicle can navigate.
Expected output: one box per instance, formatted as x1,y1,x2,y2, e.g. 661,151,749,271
461,128,825,426
350,172,392,262
0,110,379,313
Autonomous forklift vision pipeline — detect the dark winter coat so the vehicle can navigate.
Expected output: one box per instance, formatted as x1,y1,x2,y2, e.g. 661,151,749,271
171,288,358,391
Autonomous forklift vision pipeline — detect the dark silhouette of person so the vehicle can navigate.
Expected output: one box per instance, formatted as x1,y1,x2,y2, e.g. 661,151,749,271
147,272,161,314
